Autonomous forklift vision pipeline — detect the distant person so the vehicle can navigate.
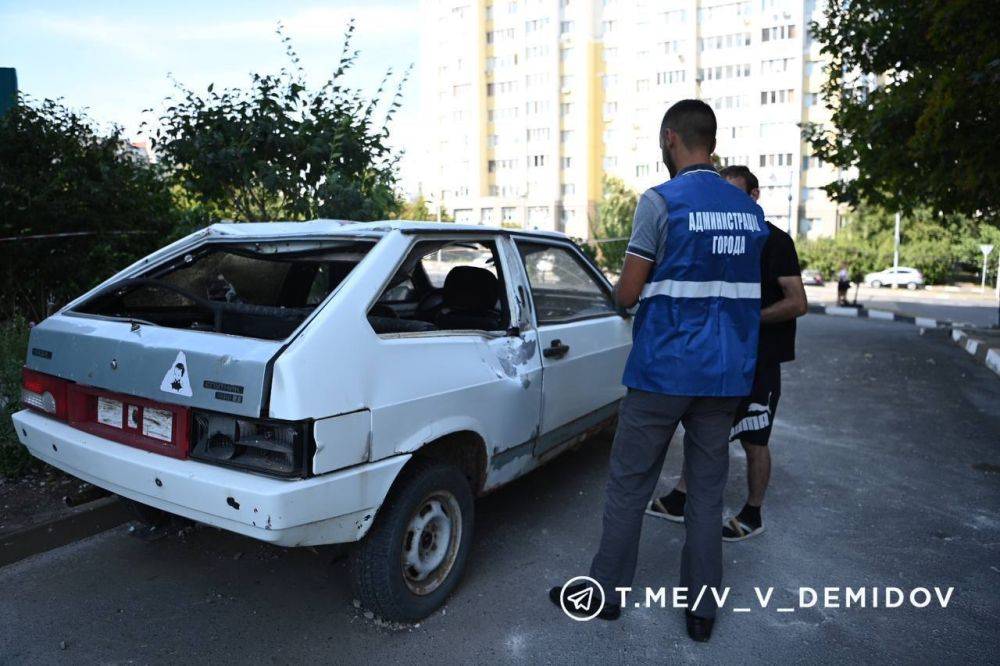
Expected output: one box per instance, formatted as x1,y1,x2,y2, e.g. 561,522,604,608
837,264,850,305
549,100,769,642
647,165,808,543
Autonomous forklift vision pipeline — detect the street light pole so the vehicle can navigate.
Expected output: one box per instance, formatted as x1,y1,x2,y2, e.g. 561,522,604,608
995,252,1000,328
893,212,901,290
980,244,994,294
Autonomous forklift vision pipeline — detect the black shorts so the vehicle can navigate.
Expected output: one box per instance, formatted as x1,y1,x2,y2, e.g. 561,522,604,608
730,363,781,446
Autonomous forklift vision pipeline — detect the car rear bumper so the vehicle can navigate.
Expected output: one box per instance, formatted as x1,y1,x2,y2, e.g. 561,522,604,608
13,409,408,546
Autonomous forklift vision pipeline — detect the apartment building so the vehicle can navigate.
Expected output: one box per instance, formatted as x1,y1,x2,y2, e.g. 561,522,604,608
418,0,843,239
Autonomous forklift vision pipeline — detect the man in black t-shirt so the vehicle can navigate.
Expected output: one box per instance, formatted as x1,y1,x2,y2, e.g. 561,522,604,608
646,166,808,541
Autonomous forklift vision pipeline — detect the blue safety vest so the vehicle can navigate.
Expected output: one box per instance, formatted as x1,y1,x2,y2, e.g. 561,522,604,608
623,166,770,396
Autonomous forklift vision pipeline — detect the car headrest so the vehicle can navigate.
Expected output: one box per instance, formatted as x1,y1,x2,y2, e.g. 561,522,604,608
442,266,499,312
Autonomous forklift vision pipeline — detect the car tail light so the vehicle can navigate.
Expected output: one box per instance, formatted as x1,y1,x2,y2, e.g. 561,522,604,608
21,368,70,420
190,411,311,478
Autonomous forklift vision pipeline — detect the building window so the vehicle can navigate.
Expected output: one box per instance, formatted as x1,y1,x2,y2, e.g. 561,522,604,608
527,127,550,142
525,73,549,87
560,102,574,116
501,207,518,223
636,79,650,92
454,209,474,224
761,24,796,42
560,20,574,34
561,156,573,169
525,100,549,114
527,206,550,227
760,89,795,105
481,208,494,225
561,183,576,196
636,164,650,177
759,152,795,167
657,70,686,85
560,130,574,143
560,207,575,226
525,18,549,32
529,154,546,167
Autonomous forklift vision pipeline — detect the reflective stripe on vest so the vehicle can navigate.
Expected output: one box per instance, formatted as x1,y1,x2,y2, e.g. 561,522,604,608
641,279,761,300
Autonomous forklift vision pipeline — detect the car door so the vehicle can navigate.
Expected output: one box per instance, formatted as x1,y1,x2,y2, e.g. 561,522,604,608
513,238,632,458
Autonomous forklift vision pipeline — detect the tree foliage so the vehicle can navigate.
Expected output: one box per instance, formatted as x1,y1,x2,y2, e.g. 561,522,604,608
150,23,407,223
390,193,452,222
805,0,1000,218
591,176,638,272
798,202,1000,283
0,97,177,320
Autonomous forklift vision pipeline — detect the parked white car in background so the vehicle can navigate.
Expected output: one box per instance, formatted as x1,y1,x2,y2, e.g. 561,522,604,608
13,220,632,621
864,266,925,289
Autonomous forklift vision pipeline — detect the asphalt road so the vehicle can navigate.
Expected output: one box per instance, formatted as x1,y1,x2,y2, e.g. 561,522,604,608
2,316,999,664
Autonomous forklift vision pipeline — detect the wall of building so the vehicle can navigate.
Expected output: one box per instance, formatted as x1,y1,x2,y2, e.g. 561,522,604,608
419,0,845,239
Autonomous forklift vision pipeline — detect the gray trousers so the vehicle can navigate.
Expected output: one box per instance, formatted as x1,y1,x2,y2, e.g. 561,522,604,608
589,389,740,618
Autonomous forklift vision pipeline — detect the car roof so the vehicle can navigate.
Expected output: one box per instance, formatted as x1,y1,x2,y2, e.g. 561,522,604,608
206,219,573,241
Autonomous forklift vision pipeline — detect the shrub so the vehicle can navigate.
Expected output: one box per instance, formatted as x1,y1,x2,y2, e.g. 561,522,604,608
0,315,32,477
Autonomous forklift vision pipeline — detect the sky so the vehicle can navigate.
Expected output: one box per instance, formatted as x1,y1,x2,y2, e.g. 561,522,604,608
0,0,424,192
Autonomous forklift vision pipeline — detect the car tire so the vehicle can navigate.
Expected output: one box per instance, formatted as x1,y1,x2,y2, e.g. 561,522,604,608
906,282,918,290
349,458,474,622
870,280,882,288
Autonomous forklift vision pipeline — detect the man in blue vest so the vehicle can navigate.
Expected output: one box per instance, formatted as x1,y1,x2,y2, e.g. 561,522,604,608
549,100,769,642
647,165,808,542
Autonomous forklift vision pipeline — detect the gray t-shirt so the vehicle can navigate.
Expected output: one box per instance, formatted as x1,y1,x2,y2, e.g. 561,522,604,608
625,188,670,266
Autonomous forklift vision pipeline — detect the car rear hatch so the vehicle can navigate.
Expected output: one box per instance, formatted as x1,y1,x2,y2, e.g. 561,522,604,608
27,232,380,419
25,315,279,418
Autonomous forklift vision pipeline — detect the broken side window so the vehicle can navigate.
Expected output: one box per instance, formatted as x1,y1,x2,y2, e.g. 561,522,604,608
369,239,511,335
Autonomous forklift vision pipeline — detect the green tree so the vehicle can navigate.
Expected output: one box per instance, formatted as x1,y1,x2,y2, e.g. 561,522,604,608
150,22,407,222
591,176,637,272
0,97,177,320
805,0,1000,218
798,201,1000,284
390,193,452,222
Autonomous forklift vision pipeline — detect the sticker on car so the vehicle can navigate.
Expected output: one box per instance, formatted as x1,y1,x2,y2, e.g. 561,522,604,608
159,351,193,397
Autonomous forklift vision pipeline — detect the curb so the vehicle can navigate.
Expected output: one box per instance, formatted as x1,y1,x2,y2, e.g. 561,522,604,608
950,329,1000,379
0,496,131,568
808,303,953,329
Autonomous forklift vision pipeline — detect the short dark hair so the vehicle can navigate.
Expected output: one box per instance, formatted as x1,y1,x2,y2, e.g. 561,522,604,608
719,165,759,193
660,100,717,152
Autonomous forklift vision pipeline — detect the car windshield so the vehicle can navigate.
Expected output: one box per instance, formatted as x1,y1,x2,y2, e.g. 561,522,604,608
73,238,377,340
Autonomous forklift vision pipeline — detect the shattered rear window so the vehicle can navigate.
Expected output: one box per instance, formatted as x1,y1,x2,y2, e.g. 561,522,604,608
74,238,377,340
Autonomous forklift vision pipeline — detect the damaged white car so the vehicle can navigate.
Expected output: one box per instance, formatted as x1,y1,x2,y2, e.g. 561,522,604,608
12,220,631,620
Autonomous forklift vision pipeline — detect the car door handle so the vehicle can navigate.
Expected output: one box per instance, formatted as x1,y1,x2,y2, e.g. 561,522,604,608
543,339,570,359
